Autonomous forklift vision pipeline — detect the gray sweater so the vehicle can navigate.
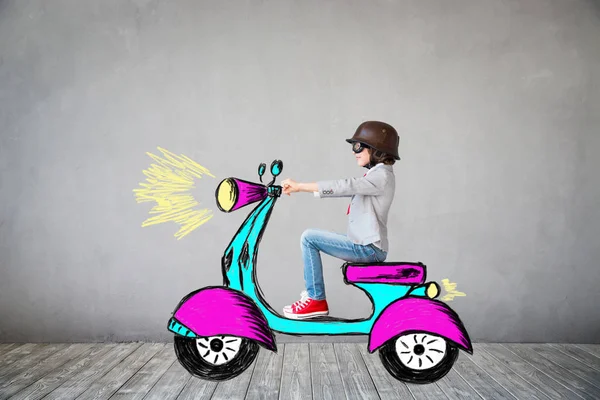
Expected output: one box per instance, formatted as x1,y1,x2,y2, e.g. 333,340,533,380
314,163,395,252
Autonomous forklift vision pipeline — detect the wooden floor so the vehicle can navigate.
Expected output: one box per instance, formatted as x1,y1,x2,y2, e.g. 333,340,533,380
0,343,599,399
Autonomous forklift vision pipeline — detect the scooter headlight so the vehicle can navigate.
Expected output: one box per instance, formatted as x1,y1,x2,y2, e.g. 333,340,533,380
215,177,268,213
216,178,238,212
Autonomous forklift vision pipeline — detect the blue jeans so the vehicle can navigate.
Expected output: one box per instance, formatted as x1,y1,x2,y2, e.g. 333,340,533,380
301,228,387,300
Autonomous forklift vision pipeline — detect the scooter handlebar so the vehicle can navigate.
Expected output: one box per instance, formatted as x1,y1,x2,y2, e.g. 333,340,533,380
215,160,283,212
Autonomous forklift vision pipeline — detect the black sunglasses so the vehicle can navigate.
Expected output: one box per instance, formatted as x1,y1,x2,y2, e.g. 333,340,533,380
352,142,370,153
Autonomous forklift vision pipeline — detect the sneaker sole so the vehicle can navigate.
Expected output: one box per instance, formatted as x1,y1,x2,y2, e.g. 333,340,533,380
283,310,329,320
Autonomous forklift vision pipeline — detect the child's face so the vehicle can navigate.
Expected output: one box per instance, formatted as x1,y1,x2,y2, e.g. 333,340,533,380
354,147,371,167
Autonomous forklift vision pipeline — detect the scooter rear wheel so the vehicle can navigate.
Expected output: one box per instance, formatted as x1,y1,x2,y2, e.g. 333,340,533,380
379,332,458,384
174,335,259,381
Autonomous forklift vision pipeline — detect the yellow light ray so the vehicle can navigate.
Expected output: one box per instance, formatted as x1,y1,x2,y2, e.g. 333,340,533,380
440,278,467,302
133,147,215,239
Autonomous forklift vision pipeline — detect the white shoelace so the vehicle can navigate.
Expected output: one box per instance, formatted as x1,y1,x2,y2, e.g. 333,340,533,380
291,290,310,311
293,298,310,311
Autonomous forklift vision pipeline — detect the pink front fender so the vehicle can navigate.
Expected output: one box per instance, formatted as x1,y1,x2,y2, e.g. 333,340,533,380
173,286,276,351
369,297,472,354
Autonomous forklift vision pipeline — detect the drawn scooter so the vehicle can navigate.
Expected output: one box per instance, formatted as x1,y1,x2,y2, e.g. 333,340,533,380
167,160,473,384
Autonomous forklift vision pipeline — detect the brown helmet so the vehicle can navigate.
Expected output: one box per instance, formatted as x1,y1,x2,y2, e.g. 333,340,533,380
346,121,400,160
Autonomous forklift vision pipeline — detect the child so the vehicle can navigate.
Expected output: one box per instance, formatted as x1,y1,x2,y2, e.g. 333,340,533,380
280,121,400,319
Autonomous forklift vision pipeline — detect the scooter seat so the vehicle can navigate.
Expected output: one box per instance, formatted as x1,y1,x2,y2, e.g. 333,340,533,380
342,262,426,285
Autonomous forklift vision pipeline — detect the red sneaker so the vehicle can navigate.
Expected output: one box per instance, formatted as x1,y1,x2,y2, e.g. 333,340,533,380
283,292,329,319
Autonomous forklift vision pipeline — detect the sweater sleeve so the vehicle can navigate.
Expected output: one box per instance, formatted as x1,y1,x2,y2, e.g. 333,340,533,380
316,169,387,197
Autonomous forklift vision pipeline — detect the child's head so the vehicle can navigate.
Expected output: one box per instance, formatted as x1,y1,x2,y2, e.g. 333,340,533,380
347,121,400,168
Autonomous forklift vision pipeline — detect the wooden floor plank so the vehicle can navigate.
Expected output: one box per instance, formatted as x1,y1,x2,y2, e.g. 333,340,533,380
468,343,550,399
502,344,599,400
480,343,585,400
575,344,600,358
110,345,176,399
435,368,483,400
0,343,90,398
175,375,217,400
245,345,284,400
0,343,17,351
74,343,165,400
511,344,600,392
0,343,67,381
451,352,517,399
553,344,600,371
278,343,312,400
43,343,141,400
406,381,449,400
209,351,257,400
357,344,415,400
334,343,379,400
0,344,38,371
0,343,21,358
142,357,191,400
309,343,344,400
8,344,114,400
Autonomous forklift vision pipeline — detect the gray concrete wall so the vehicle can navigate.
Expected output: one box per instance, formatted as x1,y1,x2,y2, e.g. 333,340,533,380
1,0,599,343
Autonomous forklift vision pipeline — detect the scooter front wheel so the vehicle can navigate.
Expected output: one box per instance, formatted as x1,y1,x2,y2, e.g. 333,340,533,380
174,335,259,381
379,332,458,384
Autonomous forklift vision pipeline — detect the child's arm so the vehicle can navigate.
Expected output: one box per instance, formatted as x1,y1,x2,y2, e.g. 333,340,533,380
316,170,388,197
281,179,318,196
281,181,352,198
297,182,318,192
283,174,388,198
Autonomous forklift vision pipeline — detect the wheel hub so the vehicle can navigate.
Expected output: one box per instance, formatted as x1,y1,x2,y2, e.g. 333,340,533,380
413,344,425,355
395,333,447,370
210,339,224,352
196,335,243,366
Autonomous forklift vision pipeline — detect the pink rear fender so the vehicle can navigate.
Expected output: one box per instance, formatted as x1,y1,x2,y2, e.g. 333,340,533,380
173,286,276,351
369,297,473,354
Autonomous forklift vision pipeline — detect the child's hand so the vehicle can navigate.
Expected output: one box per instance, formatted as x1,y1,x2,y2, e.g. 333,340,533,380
281,178,299,196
